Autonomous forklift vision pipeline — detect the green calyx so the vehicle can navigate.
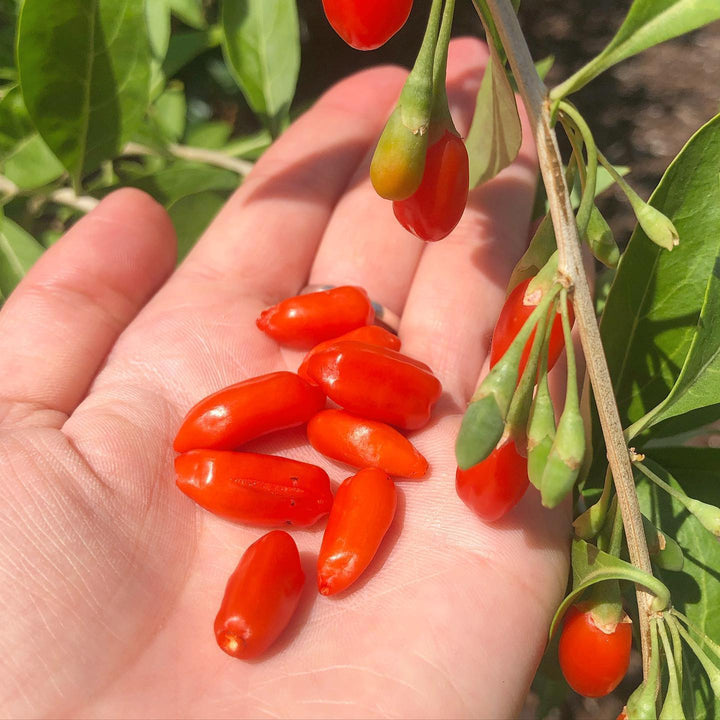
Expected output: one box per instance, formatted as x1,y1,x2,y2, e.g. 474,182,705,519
685,496,720,538
456,283,561,471
598,150,679,252
585,579,625,628
456,394,504,470
658,619,686,720
626,618,660,720
635,460,720,539
370,0,443,200
540,290,585,509
370,107,429,200
587,205,620,268
503,311,548,448
642,515,684,572
573,467,612,540
526,327,555,490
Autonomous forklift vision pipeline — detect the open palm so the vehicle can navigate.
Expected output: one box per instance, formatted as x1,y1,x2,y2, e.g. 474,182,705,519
0,39,569,719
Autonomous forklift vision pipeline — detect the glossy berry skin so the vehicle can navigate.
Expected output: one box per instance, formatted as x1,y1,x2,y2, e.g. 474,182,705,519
305,340,442,430
174,372,325,453
214,531,305,659
558,604,632,698
455,440,528,522
256,286,374,349
393,130,469,242
489,278,574,377
307,409,428,479
321,0,413,51
298,325,400,383
317,468,397,596
175,450,333,527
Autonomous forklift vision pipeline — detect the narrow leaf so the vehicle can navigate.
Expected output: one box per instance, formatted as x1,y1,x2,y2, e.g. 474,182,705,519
17,0,152,188
466,39,521,189
554,0,720,99
221,0,300,137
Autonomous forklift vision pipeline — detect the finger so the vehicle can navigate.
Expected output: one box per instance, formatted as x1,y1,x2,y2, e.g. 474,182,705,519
400,47,538,402
308,38,494,318
171,65,408,306
0,189,176,426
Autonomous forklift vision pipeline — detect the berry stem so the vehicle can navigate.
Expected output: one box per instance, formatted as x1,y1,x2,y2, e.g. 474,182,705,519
482,0,655,676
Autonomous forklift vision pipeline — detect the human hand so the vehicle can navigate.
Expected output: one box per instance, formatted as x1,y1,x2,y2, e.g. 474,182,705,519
0,38,568,719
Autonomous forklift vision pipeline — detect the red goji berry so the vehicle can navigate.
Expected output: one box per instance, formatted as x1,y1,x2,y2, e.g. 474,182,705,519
173,372,325,453
455,440,529,522
256,286,374,349
392,129,469,242
175,450,333,527
307,409,428,479
558,604,632,698
304,340,442,430
317,467,397,596
321,0,413,51
215,530,305,659
298,325,400,383
490,278,573,378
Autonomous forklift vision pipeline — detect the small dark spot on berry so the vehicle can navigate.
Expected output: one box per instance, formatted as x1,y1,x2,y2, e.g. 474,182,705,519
290,477,299,486
290,499,296,506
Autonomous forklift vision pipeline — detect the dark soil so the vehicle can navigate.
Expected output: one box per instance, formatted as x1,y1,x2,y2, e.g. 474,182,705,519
297,1,720,245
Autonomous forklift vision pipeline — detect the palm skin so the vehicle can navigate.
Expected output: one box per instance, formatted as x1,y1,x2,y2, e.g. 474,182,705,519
0,39,568,719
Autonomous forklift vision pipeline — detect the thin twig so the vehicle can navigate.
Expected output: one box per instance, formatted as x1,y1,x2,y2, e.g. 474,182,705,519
0,173,99,213
123,142,254,175
46,187,99,213
483,0,655,676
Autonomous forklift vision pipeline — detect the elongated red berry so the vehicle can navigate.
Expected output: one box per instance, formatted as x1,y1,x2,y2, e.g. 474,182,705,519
393,129,469,242
455,440,528,522
558,604,632,697
214,531,305,659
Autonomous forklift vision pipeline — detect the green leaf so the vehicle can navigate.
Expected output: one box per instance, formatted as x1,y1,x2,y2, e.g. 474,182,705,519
221,0,300,137
0,86,64,190
639,254,720,431
507,213,555,293
169,0,206,29
17,0,152,188
553,0,720,99
599,114,720,431
636,447,720,720
466,31,521,189
168,190,227,261
0,212,43,297
127,161,237,206
151,83,187,143
161,28,222,86
145,0,171,60
185,121,233,149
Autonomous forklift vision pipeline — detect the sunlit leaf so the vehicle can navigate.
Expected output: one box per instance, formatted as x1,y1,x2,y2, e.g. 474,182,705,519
17,0,152,188
466,38,521,188
553,0,720,99
221,0,300,137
